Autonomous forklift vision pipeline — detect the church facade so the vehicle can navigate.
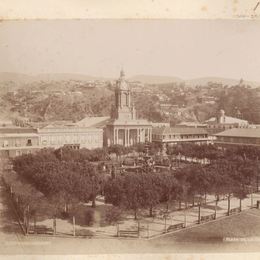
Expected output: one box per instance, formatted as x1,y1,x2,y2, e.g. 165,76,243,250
105,70,152,147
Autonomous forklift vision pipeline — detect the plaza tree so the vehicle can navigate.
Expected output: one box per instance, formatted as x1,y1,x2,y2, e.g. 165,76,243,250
13,149,105,215
140,172,163,217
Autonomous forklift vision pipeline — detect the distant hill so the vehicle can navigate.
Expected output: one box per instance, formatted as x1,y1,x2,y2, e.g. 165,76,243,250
128,75,183,84
129,74,260,88
0,72,111,83
186,77,260,88
1,72,260,88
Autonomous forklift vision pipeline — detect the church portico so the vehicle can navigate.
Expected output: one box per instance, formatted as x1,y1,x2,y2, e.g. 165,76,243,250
105,70,152,147
109,126,151,147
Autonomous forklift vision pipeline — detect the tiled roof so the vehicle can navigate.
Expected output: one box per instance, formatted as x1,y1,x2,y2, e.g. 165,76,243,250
152,127,207,135
0,127,37,134
215,128,260,138
206,116,248,124
76,116,110,128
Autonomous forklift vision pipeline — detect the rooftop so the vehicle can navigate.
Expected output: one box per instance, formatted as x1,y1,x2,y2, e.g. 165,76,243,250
206,116,248,124
108,118,151,126
215,128,260,138
152,127,208,135
76,116,110,128
0,127,37,134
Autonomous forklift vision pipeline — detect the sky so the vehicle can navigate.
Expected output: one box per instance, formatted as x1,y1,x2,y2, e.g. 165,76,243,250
0,19,260,81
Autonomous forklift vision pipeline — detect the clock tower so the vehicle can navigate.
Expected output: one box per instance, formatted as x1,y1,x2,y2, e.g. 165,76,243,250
113,69,136,120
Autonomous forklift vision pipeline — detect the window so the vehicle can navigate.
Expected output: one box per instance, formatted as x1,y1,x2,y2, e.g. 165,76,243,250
15,140,21,147
27,139,32,146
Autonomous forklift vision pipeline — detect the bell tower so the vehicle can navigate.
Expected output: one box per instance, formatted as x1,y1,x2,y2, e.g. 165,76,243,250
114,70,135,120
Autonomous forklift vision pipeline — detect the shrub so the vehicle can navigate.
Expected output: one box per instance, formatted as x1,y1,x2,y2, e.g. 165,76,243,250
70,205,94,226
84,208,94,226
105,207,122,225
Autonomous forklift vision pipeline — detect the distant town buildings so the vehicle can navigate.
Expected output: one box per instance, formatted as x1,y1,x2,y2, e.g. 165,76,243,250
205,109,249,135
1,71,259,158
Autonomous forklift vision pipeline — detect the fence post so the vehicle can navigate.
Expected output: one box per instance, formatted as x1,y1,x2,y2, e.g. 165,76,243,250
147,223,149,238
116,223,119,237
34,215,36,234
164,215,167,233
227,195,230,216
23,208,27,233
53,217,56,235
184,203,187,227
214,200,217,219
72,216,76,237
138,220,140,238
198,202,201,224
26,205,30,235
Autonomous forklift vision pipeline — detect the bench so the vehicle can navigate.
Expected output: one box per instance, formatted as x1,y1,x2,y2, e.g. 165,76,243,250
167,223,185,232
117,230,139,237
200,213,216,223
228,207,241,215
29,227,54,235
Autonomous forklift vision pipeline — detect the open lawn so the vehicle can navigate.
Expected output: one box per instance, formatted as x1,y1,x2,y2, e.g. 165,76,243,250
160,208,260,243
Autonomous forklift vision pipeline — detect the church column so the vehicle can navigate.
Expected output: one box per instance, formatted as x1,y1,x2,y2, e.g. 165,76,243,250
124,129,127,146
127,129,130,147
116,128,119,145
113,128,116,145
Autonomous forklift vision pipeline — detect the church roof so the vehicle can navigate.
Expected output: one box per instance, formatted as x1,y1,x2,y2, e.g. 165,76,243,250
107,118,151,126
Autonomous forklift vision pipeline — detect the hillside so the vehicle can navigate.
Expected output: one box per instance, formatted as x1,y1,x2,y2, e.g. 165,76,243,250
0,81,114,122
0,72,260,125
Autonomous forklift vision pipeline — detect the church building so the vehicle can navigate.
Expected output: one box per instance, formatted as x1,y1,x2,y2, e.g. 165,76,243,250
105,70,152,147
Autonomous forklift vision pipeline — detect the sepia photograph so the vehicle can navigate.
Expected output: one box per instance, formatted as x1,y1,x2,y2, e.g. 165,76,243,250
0,10,260,259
